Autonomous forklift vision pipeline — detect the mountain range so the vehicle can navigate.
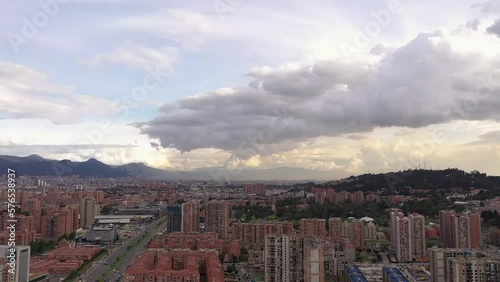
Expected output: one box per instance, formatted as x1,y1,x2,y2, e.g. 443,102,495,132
2,155,500,186
0,155,341,181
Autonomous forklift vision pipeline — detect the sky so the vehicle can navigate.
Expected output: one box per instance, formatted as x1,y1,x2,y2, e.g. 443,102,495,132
1,0,500,178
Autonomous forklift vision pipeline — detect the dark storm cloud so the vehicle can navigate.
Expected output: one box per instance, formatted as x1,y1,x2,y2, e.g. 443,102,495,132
487,19,500,36
139,32,500,156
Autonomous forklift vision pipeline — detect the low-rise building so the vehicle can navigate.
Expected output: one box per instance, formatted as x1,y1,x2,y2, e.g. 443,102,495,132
85,226,117,244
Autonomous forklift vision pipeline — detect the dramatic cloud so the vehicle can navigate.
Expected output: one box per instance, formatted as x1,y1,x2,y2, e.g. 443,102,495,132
3,0,500,177
139,32,500,157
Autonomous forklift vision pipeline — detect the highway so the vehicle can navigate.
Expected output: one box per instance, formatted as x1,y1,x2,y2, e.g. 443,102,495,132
79,216,166,282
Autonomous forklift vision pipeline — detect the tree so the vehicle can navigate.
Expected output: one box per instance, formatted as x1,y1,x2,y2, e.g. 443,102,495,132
226,264,237,273
101,205,116,215
240,247,248,255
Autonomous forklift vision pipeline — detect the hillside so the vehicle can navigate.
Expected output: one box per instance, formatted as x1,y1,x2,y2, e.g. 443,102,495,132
326,169,500,192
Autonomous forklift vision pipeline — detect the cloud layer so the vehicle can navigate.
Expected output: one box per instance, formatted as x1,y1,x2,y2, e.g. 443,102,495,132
139,32,500,158
0,61,112,124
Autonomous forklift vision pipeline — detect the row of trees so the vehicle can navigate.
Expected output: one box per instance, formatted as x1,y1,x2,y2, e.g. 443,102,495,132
232,193,467,227
30,231,77,255
233,204,274,221
29,240,56,255
276,199,390,226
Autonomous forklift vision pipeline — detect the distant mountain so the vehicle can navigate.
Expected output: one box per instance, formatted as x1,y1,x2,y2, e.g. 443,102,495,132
193,166,345,181
0,155,128,177
0,155,341,180
0,155,204,179
24,154,47,161
118,162,207,180
2,155,499,184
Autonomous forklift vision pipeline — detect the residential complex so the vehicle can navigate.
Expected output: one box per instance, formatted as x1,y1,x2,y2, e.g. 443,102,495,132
205,200,230,239
0,174,498,282
80,197,99,230
439,210,481,249
390,210,426,262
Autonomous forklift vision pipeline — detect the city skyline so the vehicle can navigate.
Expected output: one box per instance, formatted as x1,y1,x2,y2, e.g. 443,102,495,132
1,0,500,179
0,170,498,281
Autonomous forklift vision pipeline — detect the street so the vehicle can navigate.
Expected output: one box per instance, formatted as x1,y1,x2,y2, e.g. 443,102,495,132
79,216,166,282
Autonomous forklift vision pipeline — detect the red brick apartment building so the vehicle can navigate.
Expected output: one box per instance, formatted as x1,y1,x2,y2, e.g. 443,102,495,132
125,249,224,282
439,210,481,248
232,221,294,246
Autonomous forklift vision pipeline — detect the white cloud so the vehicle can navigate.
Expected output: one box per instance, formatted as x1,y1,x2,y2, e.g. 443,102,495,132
85,44,179,72
0,61,112,124
112,8,232,51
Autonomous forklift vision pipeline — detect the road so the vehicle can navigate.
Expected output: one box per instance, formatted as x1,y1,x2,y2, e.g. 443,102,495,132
80,216,166,282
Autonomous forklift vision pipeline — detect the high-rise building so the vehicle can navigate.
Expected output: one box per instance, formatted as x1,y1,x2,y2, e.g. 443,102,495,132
394,215,412,262
289,235,304,281
79,197,98,229
429,248,484,282
328,217,343,239
264,235,324,282
389,209,404,250
205,201,229,239
40,207,75,241
390,211,426,261
300,219,327,238
365,222,377,240
409,213,426,258
264,235,291,282
182,201,200,232
439,210,454,247
350,219,365,249
232,221,293,246
0,245,30,282
166,204,183,233
303,237,325,282
448,257,500,282
439,210,481,248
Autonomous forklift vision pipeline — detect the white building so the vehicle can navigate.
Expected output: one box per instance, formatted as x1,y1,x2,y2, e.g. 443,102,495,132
0,245,30,282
